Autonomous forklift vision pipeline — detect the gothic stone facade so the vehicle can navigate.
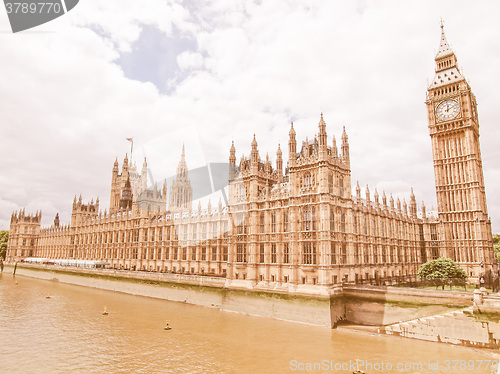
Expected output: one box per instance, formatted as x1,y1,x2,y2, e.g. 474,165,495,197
6,28,495,294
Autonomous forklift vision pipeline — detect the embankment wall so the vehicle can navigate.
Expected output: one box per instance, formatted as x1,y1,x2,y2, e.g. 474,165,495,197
7,265,472,328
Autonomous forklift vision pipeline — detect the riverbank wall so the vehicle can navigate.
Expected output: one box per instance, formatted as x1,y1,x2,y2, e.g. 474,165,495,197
6,264,473,329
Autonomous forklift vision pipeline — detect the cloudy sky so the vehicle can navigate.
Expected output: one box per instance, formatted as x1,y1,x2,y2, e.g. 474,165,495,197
1,0,499,233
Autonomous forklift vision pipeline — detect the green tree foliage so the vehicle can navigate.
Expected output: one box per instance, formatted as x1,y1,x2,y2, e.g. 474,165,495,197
0,230,8,260
493,234,500,262
417,257,467,290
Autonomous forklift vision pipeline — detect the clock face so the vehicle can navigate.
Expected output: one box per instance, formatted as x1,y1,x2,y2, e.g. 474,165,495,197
436,99,460,121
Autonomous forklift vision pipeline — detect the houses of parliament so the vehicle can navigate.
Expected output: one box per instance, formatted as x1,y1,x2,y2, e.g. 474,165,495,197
6,27,496,293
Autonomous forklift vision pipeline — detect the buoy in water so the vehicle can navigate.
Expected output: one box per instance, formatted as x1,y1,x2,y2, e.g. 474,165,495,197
164,320,171,330
102,306,109,315
46,293,51,299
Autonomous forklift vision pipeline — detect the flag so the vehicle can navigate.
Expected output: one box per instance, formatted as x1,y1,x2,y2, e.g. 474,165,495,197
126,138,133,142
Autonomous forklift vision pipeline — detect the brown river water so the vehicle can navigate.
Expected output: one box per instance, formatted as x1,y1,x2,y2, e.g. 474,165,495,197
0,272,498,373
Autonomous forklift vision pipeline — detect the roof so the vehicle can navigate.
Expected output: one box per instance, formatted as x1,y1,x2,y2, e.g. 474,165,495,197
428,66,464,89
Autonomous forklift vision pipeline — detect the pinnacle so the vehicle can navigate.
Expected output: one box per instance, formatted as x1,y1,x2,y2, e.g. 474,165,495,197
436,22,453,59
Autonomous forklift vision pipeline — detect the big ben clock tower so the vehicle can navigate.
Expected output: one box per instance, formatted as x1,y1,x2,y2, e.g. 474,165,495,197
426,23,495,278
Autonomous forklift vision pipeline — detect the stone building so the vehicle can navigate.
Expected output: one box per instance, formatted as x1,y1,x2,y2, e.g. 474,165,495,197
6,27,496,294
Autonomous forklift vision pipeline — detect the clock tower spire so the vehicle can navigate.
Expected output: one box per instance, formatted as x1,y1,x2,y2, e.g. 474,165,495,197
426,23,494,279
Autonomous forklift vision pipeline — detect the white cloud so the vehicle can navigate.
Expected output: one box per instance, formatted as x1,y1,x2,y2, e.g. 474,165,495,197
177,50,205,71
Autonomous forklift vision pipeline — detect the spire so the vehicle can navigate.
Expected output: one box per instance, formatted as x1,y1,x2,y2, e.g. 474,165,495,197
230,140,236,163
430,20,462,84
276,144,283,182
356,181,361,198
341,126,349,165
332,135,338,158
265,152,271,173
289,122,297,165
250,134,259,166
318,113,327,149
436,20,453,60
176,144,188,180
410,188,417,218
122,153,129,173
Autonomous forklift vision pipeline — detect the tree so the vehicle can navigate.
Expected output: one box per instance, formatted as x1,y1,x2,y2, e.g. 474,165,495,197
493,234,500,262
0,230,8,260
417,257,467,290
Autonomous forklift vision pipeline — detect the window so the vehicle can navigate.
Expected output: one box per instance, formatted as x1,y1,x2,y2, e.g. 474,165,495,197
223,246,228,262
430,224,438,241
182,248,187,260
260,213,265,233
236,244,247,263
212,222,218,238
328,173,334,193
158,228,163,241
283,243,289,264
271,244,277,263
331,243,337,265
363,245,369,264
212,247,217,261
330,210,335,231
201,247,206,261
237,217,247,235
259,244,265,263
302,242,317,264
340,213,346,233
341,244,347,264
283,210,289,232
354,244,359,263
191,247,196,261
302,206,315,231
303,172,313,188
271,212,276,233
339,176,344,197
353,215,358,234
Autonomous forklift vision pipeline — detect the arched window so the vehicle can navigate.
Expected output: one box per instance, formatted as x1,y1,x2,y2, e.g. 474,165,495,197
302,206,315,231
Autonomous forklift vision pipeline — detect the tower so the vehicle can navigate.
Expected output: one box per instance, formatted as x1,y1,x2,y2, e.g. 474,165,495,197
169,144,193,212
426,23,494,276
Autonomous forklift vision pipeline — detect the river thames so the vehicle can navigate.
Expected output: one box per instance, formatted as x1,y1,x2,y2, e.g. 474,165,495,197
0,273,498,374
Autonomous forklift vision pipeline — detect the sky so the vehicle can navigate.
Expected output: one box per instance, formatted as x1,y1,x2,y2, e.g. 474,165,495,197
0,0,499,233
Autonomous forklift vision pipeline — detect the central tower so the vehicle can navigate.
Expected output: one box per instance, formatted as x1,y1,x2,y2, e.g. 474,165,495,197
425,24,494,277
